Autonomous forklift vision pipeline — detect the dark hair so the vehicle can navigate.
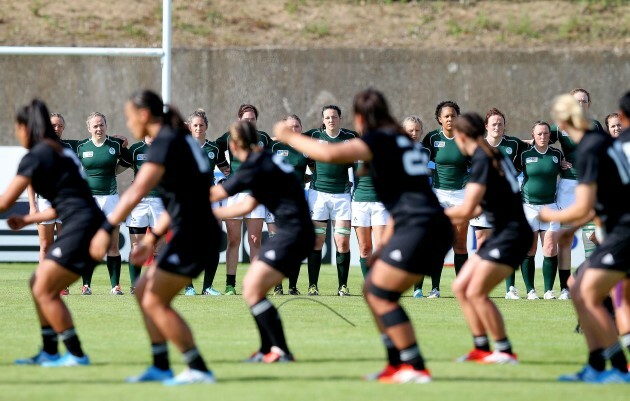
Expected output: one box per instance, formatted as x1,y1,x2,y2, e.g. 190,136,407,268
531,120,551,132
435,100,460,124
570,88,591,104
283,114,302,126
128,89,188,134
238,104,258,120
619,91,630,119
16,99,59,149
229,120,260,151
485,108,506,126
455,112,505,176
605,112,619,131
353,88,403,134
321,105,341,118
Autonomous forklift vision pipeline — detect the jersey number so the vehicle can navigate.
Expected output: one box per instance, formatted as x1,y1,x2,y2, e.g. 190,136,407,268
397,136,429,176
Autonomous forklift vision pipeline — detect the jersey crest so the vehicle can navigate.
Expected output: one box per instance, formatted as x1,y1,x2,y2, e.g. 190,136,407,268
207,152,215,160
505,147,513,155
552,156,559,163
108,147,116,155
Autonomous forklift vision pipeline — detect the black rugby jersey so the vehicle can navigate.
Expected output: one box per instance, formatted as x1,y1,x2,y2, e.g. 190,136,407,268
222,151,312,228
468,147,528,230
579,128,630,232
359,129,442,221
17,140,100,222
147,126,215,232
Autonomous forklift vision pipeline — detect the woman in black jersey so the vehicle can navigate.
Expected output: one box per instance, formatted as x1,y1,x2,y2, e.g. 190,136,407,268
446,113,532,365
540,94,630,383
209,121,314,363
90,90,218,385
275,89,452,384
2,100,103,367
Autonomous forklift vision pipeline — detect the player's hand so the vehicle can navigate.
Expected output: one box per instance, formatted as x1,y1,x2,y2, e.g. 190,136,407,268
538,207,555,222
131,240,154,266
273,121,293,142
111,134,129,148
7,215,27,230
561,159,572,170
89,229,111,261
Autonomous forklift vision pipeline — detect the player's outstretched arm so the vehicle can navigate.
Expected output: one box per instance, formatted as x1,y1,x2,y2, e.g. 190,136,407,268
274,121,371,164
445,183,485,225
213,196,258,220
0,175,30,212
539,183,595,225
8,207,58,230
210,184,229,203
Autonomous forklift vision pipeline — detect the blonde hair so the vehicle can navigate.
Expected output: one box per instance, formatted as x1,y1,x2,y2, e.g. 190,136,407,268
86,112,107,128
551,94,592,131
229,120,260,151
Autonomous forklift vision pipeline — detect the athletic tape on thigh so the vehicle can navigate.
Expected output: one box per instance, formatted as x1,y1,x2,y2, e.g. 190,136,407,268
314,227,327,235
380,307,410,328
367,281,402,302
334,227,351,236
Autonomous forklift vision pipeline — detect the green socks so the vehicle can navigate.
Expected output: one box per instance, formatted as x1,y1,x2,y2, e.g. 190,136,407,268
543,256,558,292
521,255,535,292
359,257,369,278
505,271,516,292
107,255,121,287
454,253,468,276
336,251,350,287
129,263,142,287
308,250,322,286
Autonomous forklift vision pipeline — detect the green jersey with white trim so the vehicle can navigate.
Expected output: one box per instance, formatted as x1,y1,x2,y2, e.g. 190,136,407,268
200,139,228,186
491,135,530,173
520,146,563,205
270,141,309,188
76,136,131,195
305,127,357,194
125,141,159,198
550,119,604,180
422,129,470,190
216,130,271,173
352,161,379,202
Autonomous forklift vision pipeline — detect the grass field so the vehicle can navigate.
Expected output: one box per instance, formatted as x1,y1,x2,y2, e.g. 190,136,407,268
0,262,628,401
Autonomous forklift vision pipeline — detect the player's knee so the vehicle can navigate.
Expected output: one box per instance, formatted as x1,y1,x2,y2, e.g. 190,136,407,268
358,243,372,258
366,281,402,309
451,278,467,299
465,286,487,303
248,234,260,248
380,305,410,329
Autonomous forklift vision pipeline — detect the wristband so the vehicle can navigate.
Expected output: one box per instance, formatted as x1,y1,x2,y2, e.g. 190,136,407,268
101,220,115,234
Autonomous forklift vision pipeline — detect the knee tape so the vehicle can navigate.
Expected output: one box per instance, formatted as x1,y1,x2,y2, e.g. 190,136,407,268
381,307,410,328
334,227,351,236
367,281,402,302
314,227,327,235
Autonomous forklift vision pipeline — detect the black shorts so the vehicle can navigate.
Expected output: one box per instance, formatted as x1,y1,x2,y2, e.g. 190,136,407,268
477,223,532,269
379,213,452,276
586,223,630,276
259,226,315,277
45,210,105,275
157,223,221,279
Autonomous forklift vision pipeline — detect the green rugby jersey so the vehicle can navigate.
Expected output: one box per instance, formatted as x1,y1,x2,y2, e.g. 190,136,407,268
422,129,470,190
61,139,80,153
270,141,309,188
216,130,271,173
200,139,228,186
352,160,379,202
76,136,132,195
490,135,530,173
550,119,604,180
124,141,159,197
304,127,357,194
519,146,563,205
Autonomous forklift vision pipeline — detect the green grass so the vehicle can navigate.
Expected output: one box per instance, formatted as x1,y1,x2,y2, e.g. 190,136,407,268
0,263,628,401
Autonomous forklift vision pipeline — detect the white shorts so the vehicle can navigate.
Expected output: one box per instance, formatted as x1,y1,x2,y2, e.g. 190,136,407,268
265,210,276,224
126,197,165,228
469,212,491,229
93,194,120,218
308,190,351,221
351,201,390,227
556,178,577,210
523,203,561,232
434,188,465,208
37,197,61,225
225,192,266,220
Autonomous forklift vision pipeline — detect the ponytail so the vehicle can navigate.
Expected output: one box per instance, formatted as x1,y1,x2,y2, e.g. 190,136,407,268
128,89,189,135
15,99,59,149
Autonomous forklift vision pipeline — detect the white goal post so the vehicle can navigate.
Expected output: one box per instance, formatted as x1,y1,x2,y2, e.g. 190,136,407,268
0,0,172,104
